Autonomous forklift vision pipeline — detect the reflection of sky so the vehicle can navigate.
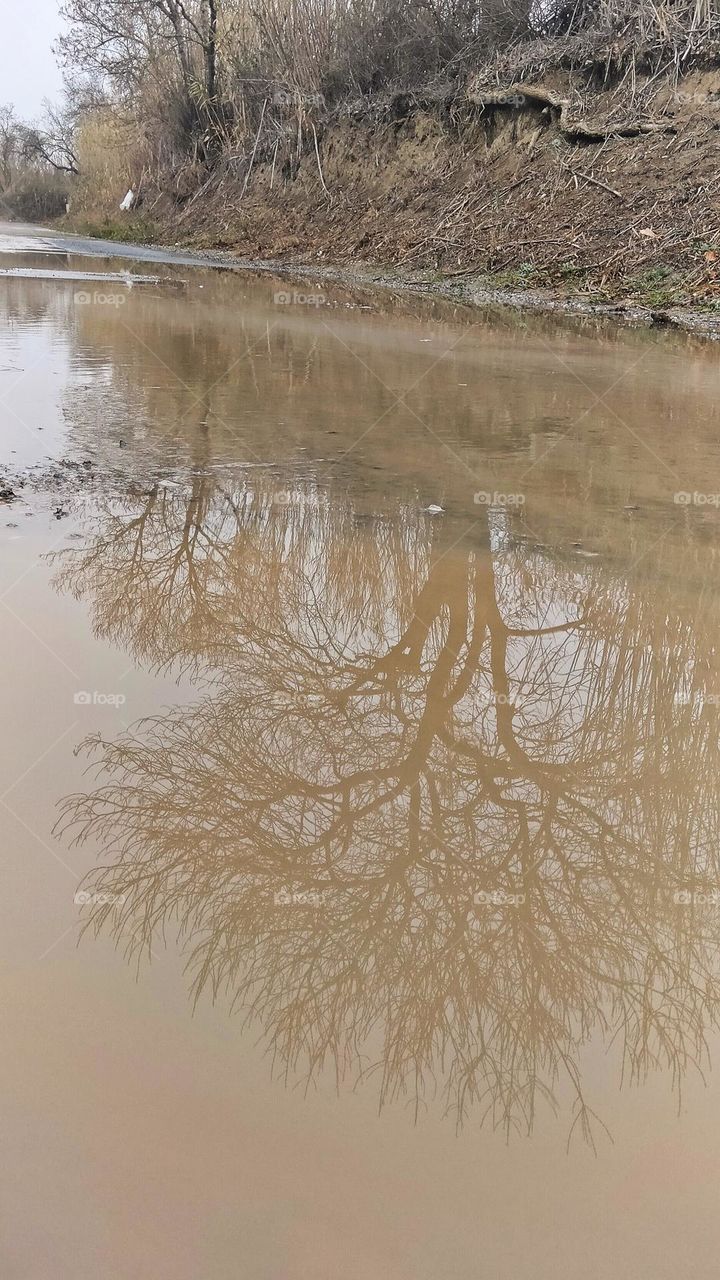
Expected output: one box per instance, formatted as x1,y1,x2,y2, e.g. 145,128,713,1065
0,306,70,463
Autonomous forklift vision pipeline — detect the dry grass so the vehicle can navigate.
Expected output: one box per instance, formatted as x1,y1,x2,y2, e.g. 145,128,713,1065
57,0,720,186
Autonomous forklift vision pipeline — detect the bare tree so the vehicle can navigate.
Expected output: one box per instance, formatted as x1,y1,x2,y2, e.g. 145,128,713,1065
54,480,720,1144
19,99,80,175
59,0,221,107
0,105,19,189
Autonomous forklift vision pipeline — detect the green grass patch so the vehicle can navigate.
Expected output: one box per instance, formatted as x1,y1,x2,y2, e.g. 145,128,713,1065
63,215,161,245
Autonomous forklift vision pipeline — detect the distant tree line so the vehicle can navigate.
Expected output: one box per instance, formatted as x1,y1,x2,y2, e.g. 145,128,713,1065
0,100,78,219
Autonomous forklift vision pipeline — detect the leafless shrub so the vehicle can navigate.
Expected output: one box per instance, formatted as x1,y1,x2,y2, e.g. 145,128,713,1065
1,169,71,220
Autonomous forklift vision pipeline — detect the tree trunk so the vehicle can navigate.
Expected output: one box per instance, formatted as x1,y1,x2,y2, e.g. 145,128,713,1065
206,0,218,101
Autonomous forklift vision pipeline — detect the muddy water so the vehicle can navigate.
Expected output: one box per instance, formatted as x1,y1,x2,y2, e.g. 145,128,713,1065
2,220,720,1278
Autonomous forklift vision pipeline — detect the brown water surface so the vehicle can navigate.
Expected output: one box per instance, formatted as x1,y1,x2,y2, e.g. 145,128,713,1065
2,221,720,1279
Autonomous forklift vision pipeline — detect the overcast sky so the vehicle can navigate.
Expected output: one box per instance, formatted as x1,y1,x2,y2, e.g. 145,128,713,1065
1,0,64,119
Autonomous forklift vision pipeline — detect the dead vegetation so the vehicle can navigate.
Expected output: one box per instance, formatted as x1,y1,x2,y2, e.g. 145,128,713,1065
22,1,720,308
134,66,719,310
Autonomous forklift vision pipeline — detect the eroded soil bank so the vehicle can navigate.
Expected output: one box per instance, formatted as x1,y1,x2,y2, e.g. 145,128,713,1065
66,64,720,337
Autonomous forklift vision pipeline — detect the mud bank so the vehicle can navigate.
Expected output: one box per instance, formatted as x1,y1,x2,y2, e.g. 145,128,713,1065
59,228,720,342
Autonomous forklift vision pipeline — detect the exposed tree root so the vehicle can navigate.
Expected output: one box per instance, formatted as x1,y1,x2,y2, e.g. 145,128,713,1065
467,83,677,140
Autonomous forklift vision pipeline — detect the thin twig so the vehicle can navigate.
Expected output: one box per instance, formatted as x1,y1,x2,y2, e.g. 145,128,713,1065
241,97,268,199
312,124,330,198
564,165,625,200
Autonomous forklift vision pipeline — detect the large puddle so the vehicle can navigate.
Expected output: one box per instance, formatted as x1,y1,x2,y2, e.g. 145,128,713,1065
2,219,720,1278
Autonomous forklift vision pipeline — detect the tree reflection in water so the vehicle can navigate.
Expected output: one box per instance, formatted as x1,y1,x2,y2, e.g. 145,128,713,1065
53,478,720,1145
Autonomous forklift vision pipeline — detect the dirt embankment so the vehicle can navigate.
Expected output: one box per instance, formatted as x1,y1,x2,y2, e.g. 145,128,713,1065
71,61,720,330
